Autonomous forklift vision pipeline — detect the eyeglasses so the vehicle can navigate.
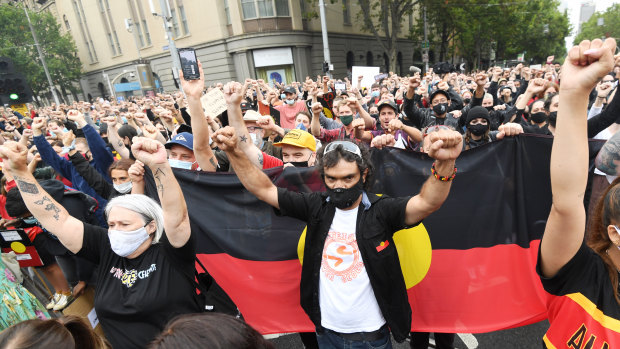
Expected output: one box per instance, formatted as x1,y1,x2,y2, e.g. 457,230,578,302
323,141,362,159
247,126,263,132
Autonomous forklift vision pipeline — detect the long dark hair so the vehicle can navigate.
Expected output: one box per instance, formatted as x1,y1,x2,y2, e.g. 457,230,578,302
588,177,620,305
316,140,374,191
148,313,274,349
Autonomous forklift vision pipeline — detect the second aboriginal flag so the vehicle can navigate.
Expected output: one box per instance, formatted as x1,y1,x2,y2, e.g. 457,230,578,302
174,135,600,334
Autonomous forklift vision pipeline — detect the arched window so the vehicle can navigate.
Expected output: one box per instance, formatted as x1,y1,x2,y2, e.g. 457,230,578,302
383,53,389,72
97,82,105,98
366,51,373,66
346,51,355,71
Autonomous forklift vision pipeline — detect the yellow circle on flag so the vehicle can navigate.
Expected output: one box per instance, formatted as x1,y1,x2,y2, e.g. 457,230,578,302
11,241,26,254
297,223,432,289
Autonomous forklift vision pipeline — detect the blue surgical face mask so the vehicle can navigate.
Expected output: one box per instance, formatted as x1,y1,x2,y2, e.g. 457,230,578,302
168,158,194,170
285,99,295,105
371,91,380,98
121,117,128,124
280,93,286,100
22,216,38,225
296,123,308,131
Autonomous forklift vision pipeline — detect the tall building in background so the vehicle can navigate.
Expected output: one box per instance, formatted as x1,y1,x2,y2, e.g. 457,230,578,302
577,1,595,34
21,0,417,102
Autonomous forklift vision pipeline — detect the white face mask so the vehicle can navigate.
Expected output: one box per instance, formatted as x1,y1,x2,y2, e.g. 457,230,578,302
249,133,263,148
168,158,193,170
108,224,151,257
113,181,133,194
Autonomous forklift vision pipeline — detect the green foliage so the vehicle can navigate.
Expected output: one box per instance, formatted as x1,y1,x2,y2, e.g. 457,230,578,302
575,4,620,44
412,0,570,69
0,4,82,97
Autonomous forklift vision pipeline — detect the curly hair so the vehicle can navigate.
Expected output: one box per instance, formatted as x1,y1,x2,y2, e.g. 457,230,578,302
316,140,374,191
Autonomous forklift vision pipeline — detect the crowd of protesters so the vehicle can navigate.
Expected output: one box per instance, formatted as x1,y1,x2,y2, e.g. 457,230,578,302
0,36,620,349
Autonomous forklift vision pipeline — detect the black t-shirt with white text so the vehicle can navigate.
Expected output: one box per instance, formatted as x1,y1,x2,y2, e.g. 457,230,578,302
77,223,200,349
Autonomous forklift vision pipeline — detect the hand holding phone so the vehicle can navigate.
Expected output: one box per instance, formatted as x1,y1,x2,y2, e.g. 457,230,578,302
178,48,199,80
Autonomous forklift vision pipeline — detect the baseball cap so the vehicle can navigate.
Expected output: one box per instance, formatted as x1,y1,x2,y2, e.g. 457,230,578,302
165,132,193,151
377,100,399,114
430,89,451,102
240,101,252,110
273,129,316,152
283,86,297,95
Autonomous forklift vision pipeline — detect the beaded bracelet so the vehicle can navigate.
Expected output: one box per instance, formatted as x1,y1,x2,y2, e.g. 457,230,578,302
431,162,457,182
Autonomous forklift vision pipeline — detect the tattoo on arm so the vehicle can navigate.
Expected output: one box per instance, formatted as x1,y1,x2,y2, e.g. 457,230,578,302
240,135,247,143
258,152,264,166
596,135,620,176
209,157,218,169
117,141,124,147
154,167,166,195
33,196,61,220
16,180,39,194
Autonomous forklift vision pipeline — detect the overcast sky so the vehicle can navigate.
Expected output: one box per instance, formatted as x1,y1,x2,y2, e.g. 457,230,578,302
560,0,618,51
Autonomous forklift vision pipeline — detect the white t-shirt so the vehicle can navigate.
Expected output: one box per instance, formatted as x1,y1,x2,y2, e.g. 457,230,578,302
319,206,386,333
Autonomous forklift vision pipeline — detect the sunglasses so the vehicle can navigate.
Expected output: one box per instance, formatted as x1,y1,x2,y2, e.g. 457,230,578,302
323,141,362,159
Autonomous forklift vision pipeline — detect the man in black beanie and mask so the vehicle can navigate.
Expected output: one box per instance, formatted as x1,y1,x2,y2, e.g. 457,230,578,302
211,121,463,348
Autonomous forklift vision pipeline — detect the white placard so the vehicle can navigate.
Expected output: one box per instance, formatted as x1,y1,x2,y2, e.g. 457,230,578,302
352,66,381,90
87,307,99,329
16,254,32,260
200,88,228,117
253,48,293,68
529,64,542,70
1,231,21,241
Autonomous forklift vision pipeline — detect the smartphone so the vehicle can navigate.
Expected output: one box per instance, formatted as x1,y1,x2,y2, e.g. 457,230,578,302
178,48,199,80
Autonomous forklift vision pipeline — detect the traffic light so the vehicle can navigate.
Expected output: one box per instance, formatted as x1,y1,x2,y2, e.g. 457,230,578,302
0,57,33,105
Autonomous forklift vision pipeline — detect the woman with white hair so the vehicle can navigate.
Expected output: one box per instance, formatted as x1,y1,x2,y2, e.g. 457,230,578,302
0,137,200,349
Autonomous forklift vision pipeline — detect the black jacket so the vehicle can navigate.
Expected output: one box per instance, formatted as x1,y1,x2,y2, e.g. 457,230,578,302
402,96,463,133
276,188,414,342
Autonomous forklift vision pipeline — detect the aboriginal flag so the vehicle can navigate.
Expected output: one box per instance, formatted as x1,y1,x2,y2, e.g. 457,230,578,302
174,134,601,334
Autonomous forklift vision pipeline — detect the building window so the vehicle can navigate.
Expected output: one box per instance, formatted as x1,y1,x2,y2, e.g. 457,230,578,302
224,0,231,24
135,21,145,47
170,8,180,38
346,51,355,70
366,51,373,66
179,5,189,34
242,0,290,19
73,0,97,62
342,0,350,25
63,14,71,30
143,19,151,44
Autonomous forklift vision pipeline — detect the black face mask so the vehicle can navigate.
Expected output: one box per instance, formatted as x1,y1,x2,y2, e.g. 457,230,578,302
463,98,471,104
326,178,364,209
370,113,379,119
287,161,309,168
485,106,494,112
548,111,557,128
433,103,448,115
530,112,547,124
468,123,488,136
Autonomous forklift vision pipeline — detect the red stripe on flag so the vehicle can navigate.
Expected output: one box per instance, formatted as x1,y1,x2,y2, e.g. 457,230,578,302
410,240,548,333
197,253,314,334
198,240,548,334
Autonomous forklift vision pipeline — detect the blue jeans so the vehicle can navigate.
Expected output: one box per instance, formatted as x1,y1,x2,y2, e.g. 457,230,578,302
316,326,392,349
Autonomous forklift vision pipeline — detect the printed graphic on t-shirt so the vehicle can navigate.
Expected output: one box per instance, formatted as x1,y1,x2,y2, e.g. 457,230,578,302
109,264,157,288
321,231,364,283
